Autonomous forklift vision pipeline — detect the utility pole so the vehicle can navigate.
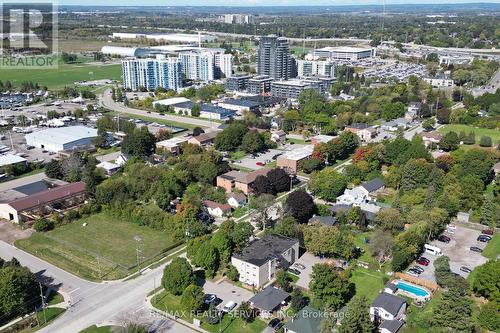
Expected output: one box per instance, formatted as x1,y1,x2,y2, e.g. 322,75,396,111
97,255,102,280
134,236,142,273
38,282,47,325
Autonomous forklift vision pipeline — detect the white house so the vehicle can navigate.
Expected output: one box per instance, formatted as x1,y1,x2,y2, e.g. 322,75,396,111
336,186,369,205
370,292,406,322
96,161,121,175
226,192,247,208
231,235,299,288
203,200,232,218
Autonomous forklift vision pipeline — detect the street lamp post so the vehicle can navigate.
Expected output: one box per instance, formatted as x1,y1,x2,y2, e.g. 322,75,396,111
134,236,142,273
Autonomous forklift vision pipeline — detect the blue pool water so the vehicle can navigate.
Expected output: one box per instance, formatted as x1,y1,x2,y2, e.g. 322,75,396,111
396,281,430,298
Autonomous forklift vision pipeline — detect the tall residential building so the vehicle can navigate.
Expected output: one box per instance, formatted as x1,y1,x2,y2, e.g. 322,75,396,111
214,53,233,78
223,14,255,24
257,35,292,80
122,56,182,91
225,74,252,92
179,51,215,82
297,60,336,78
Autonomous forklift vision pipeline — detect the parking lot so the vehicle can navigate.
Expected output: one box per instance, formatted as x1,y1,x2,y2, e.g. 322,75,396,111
232,148,283,170
415,225,488,282
293,252,329,290
201,279,253,312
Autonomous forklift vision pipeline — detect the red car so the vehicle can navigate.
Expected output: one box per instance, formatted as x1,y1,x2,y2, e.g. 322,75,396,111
256,162,265,166
482,229,494,235
416,257,430,266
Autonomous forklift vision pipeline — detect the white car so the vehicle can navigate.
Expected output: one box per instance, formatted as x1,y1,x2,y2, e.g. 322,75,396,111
445,229,455,234
447,224,457,230
222,301,237,313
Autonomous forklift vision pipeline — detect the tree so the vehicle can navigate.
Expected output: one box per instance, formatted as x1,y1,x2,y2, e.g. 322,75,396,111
214,123,248,151
422,118,435,131
472,260,500,302
181,284,204,312
267,168,291,193
226,265,239,281
273,216,299,238
162,257,196,296
275,269,292,292
290,287,309,312
250,193,275,229
192,127,204,137
191,104,201,117
477,301,500,331
251,175,274,196
121,127,156,158
309,263,354,310
374,208,405,233
241,130,265,154
210,231,232,266
302,224,356,259
0,264,40,321
480,195,497,228
300,159,323,174
285,190,315,223
230,222,253,251
479,135,492,147
33,218,54,232
45,159,63,179
368,230,394,267
238,301,255,323
308,168,348,202
194,242,219,278
439,131,459,151
338,296,374,333
430,288,474,332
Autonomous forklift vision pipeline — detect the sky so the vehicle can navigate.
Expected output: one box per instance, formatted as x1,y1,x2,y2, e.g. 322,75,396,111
18,0,500,6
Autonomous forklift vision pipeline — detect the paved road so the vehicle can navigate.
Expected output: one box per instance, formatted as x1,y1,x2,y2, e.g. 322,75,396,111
100,89,217,129
0,241,195,333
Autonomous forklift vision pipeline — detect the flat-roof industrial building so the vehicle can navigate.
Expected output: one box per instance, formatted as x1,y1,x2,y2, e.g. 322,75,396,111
25,126,98,152
308,47,375,61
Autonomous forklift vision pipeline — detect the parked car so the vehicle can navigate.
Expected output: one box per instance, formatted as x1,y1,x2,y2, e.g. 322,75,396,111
470,246,483,253
416,257,430,266
460,266,472,273
481,229,494,235
222,301,237,313
256,162,265,166
406,270,420,277
411,266,425,274
477,235,491,243
445,229,455,234
288,268,301,275
438,235,451,243
407,268,421,275
274,322,284,331
203,294,217,305
293,263,306,270
268,318,281,328
447,224,457,230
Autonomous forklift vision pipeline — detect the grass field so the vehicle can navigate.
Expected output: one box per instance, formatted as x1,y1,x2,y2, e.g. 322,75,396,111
482,233,500,260
438,124,500,143
0,61,121,90
350,268,386,303
403,291,442,333
152,291,266,333
16,212,179,281
79,326,117,333
108,112,201,131
19,308,66,333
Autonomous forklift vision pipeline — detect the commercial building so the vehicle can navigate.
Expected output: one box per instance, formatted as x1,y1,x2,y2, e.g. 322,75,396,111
0,181,86,223
271,78,333,99
439,55,473,66
112,32,216,44
25,126,98,152
277,145,314,173
225,74,252,92
231,234,299,287
257,35,292,80
0,154,27,173
152,97,190,108
217,99,260,113
101,46,151,58
307,46,375,61
297,59,336,78
199,105,236,120
121,56,183,91
248,75,274,94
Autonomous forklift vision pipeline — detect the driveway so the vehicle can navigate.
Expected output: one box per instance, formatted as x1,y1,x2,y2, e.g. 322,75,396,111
416,226,488,282
202,280,254,311
293,252,329,290
232,149,283,171
0,220,33,244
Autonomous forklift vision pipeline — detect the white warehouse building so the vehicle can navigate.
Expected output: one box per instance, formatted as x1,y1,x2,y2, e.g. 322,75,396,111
101,46,151,58
25,126,98,152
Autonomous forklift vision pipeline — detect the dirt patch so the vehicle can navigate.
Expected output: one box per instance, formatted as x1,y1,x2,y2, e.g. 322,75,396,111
0,220,33,244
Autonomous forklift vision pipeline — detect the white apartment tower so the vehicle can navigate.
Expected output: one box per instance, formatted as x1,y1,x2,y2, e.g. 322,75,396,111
215,53,233,78
122,56,182,91
179,50,233,81
297,60,336,78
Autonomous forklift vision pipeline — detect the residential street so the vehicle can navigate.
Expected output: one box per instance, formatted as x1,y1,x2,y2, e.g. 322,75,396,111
100,89,218,129
0,241,195,333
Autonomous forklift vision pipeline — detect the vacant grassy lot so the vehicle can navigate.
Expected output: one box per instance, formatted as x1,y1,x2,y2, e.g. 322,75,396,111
152,291,266,333
482,233,500,260
16,213,178,281
350,267,386,303
0,61,121,90
438,124,500,143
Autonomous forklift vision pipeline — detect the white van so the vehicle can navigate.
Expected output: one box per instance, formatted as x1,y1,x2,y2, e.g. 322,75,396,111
424,244,442,256
222,301,237,313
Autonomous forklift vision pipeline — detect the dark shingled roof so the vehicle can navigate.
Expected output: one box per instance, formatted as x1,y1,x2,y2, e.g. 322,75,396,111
385,282,398,292
380,320,405,333
308,215,337,226
232,234,298,266
9,182,86,211
371,293,406,317
283,306,323,333
361,178,385,193
249,286,290,311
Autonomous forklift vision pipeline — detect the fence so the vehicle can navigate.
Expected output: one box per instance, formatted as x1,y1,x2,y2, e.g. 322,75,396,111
394,272,440,292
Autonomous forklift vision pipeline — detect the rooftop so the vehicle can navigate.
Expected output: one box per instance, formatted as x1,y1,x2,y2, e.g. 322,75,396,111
203,200,232,212
361,178,385,193
232,234,298,266
219,99,260,108
283,306,324,333
249,286,290,312
156,136,191,148
371,292,406,316
311,134,336,144
380,320,405,333
279,145,314,161
153,97,190,106
315,46,373,53
308,215,338,227
25,126,98,145
0,154,26,167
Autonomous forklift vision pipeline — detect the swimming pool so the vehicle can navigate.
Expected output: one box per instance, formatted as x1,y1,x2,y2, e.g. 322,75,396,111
396,281,430,299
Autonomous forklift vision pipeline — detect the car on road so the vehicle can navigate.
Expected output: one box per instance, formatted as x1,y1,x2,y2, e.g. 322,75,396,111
288,268,301,275
438,235,451,243
470,246,483,253
460,266,472,273
416,257,430,266
293,263,306,270
477,235,491,243
482,229,494,235
222,301,237,313
268,318,281,328
203,294,217,305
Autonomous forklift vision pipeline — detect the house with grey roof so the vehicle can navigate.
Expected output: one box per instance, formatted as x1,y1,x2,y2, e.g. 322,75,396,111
249,286,290,318
231,234,299,287
308,215,338,227
370,292,406,322
380,319,405,333
361,178,385,196
283,306,324,333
